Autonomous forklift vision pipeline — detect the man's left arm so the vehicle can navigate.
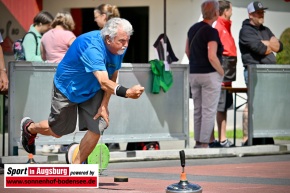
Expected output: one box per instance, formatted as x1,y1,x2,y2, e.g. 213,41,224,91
269,36,283,53
261,27,283,54
261,36,283,54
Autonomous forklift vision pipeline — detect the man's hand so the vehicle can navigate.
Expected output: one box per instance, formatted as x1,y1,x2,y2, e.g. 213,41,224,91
261,40,270,46
0,71,8,91
261,36,281,55
93,105,109,127
270,36,279,44
269,36,281,52
126,85,145,99
261,37,279,46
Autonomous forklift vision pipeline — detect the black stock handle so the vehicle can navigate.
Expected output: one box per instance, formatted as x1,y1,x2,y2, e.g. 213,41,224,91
179,150,185,167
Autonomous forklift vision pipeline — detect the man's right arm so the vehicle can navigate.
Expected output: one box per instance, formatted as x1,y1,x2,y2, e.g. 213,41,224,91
93,70,144,99
239,28,267,56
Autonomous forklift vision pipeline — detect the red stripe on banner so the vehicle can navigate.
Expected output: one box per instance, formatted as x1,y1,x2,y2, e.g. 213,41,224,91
5,177,98,187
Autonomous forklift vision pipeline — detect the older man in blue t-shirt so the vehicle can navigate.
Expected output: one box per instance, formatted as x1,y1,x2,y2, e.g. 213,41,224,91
20,18,145,163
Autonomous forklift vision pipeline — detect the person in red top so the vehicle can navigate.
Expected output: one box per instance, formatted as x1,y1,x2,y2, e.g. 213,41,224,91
212,0,237,148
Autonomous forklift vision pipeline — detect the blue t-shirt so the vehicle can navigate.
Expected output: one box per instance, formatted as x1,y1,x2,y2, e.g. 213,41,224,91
187,21,223,73
54,30,124,103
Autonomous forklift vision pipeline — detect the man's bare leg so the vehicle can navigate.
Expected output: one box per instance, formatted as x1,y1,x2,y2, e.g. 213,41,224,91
28,120,60,138
73,130,100,164
243,104,248,143
217,111,227,142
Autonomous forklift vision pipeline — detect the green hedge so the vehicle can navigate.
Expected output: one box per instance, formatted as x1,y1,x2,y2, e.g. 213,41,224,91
276,28,290,64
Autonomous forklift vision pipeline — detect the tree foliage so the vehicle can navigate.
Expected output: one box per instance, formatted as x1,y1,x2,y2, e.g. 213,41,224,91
276,28,290,64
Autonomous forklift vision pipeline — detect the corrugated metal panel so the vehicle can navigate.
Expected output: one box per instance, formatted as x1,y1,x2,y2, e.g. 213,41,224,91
7,62,189,155
1,0,42,31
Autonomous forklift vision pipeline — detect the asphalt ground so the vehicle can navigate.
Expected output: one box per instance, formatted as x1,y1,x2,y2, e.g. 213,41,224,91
1,154,290,193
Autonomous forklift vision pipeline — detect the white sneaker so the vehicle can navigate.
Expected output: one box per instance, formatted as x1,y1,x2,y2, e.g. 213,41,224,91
51,145,61,153
220,139,234,148
41,145,52,153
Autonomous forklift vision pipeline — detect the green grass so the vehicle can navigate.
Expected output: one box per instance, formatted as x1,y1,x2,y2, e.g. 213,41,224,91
189,129,243,139
274,136,290,140
190,129,290,140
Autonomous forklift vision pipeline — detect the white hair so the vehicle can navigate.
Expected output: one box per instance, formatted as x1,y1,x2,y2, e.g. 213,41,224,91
101,18,133,40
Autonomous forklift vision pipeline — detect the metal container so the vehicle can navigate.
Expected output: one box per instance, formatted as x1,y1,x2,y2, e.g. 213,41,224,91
166,180,202,193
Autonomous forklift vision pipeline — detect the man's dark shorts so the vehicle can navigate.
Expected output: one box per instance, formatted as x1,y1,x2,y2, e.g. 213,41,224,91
217,88,233,112
48,84,107,136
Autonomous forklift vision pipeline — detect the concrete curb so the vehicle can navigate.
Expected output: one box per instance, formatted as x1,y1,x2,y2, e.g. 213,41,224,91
1,144,290,164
